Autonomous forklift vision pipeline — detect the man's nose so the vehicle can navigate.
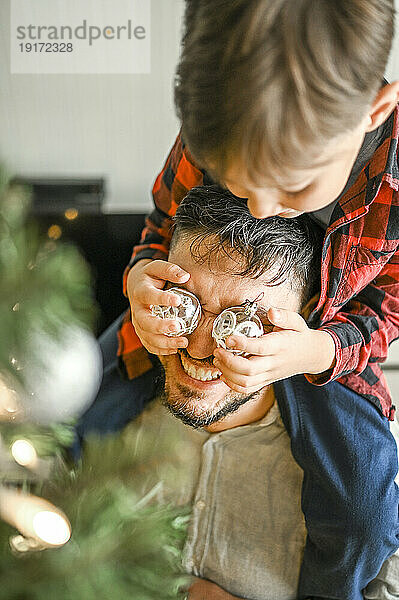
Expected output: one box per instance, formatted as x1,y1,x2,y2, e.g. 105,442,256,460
186,316,216,360
247,192,284,219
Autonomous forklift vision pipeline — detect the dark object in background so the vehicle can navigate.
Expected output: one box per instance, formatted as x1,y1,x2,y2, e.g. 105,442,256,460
35,213,146,335
13,176,145,335
13,177,104,215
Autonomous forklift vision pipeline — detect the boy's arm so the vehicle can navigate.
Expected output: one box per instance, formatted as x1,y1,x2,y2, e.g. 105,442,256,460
212,249,399,403
122,131,205,297
307,247,399,384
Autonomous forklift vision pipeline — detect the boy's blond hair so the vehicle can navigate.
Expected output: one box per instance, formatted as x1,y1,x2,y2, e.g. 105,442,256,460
174,0,395,184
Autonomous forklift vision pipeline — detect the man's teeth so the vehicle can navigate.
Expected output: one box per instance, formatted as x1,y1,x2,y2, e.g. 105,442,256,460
180,353,222,382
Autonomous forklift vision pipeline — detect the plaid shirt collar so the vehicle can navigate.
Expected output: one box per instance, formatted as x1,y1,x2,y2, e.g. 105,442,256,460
328,106,399,233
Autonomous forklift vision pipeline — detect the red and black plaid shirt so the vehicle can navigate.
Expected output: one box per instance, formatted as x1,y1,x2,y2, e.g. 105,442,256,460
118,105,399,421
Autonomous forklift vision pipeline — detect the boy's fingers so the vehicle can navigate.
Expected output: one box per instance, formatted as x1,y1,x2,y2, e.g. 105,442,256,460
222,333,280,356
213,350,250,372
217,363,270,388
137,313,184,336
213,351,268,376
148,334,188,351
145,344,180,356
144,260,190,283
220,377,266,395
267,307,308,332
133,322,188,352
141,340,186,355
135,287,182,308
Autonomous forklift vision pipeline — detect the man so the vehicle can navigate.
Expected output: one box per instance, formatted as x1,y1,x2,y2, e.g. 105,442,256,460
72,186,399,600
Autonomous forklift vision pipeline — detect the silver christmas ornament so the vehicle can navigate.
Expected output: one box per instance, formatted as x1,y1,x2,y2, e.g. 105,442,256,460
212,295,264,354
151,288,202,336
21,325,102,424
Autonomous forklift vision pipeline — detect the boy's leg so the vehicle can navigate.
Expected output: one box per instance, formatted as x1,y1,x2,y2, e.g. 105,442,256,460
275,375,399,600
68,314,163,461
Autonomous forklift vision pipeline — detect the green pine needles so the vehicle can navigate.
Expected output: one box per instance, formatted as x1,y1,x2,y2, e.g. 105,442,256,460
0,169,191,598
0,425,190,599
0,168,95,388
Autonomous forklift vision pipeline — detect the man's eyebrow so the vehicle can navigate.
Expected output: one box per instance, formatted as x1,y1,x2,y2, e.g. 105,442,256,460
166,282,271,319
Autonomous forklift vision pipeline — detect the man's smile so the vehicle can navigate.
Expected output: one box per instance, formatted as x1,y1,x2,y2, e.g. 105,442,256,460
176,349,223,387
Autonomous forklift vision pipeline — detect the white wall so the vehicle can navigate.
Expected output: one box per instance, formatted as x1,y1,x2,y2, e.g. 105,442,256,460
0,0,185,212
0,0,398,213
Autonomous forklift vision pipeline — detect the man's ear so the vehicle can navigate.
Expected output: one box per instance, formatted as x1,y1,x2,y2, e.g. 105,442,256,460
365,81,399,133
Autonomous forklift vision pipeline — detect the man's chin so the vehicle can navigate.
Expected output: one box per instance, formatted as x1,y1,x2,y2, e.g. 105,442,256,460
160,383,255,429
159,354,259,429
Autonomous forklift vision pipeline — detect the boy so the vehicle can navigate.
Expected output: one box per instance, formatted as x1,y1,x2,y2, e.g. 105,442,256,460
118,1,399,598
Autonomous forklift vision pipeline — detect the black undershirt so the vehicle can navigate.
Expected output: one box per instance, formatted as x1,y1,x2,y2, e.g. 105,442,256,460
310,108,393,229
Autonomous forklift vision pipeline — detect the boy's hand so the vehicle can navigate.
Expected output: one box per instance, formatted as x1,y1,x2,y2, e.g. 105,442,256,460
213,308,336,393
186,577,242,599
127,259,190,355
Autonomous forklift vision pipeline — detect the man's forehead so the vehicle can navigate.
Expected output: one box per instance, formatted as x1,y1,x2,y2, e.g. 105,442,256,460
168,245,295,313
167,262,260,303
170,244,257,289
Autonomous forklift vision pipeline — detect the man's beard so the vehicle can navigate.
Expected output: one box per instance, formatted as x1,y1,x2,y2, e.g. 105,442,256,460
159,352,263,429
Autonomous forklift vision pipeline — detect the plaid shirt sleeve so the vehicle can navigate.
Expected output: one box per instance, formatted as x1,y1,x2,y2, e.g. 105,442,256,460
307,246,399,385
122,131,205,297
304,107,399,418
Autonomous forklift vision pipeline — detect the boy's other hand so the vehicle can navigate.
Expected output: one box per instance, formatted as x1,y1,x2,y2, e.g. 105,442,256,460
127,259,190,355
213,308,336,393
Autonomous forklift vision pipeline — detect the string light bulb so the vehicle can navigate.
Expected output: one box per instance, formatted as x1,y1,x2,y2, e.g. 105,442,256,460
33,510,71,545
47,224,62,240
64,208,78,220
0,488,71,549
11,439,38,468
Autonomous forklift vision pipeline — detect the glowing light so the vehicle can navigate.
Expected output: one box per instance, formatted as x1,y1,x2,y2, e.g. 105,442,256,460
64,207,78,220
11,440,37,467
47,225,62,240
9,356,23,371
0,489,72,548
0,377,20,418
32,511,71,546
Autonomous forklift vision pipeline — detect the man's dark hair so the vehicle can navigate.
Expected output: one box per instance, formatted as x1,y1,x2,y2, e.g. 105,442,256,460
175,0,395,184
172,185,322,308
